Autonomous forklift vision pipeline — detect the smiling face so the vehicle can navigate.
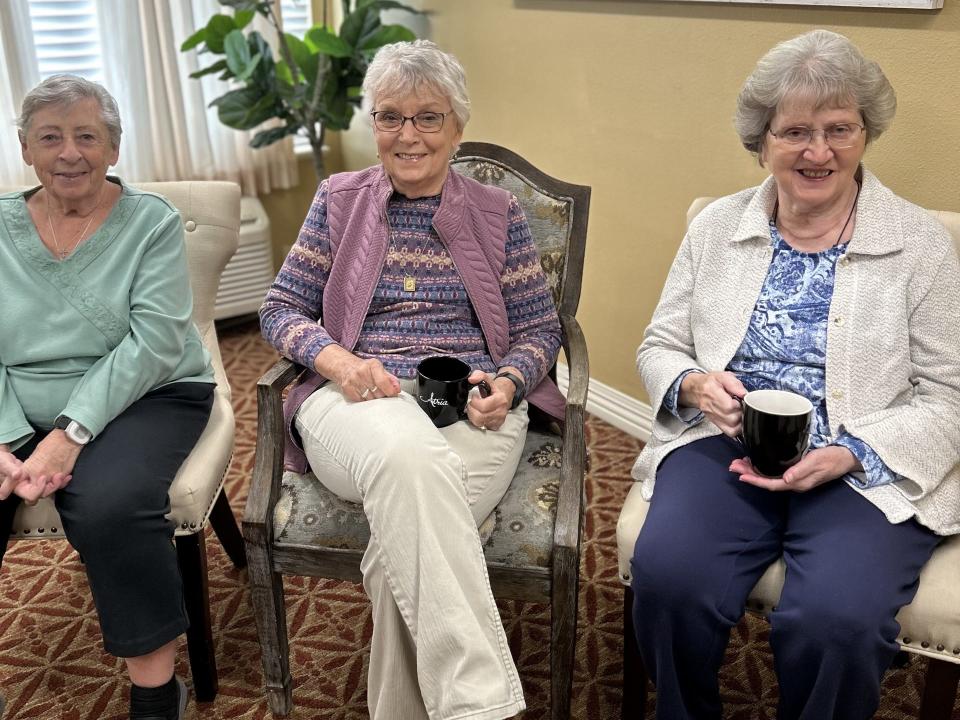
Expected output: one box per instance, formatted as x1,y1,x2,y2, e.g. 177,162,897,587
761,99,866,216
20,97,119,207
373,86,463,199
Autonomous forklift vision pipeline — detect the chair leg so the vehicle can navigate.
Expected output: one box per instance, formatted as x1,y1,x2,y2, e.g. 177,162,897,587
175,531,218,702
622,585,648,719
245,536,293,716
918,657,960,720
208,488,247,569
551,547,579,720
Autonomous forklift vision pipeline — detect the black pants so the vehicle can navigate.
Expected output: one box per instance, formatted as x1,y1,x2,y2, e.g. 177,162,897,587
0,382,214,657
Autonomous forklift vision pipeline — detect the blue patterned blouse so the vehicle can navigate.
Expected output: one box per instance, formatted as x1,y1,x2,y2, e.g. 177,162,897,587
665,222,895,488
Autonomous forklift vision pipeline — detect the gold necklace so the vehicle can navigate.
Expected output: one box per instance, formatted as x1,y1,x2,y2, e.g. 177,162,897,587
46,189,103,260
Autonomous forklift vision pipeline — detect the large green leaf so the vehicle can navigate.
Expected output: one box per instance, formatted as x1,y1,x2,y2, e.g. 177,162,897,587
234,9,255,28
305,26,353,58
339,6,373,48
276,59,294,86
250,123,301,148
224,29,251,76
216,86,278,129
357,23,415,52
357,0,421,13
180,27,206,52
189,58,229,79
204,14,237,54
283,33,316,85
246,31,278,90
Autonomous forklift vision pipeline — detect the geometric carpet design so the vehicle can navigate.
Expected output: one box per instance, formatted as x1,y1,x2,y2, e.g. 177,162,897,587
0,321,955,719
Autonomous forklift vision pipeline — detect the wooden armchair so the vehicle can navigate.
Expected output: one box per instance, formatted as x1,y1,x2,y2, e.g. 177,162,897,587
4,181,248,701
243,142,591,719
617,198,960,719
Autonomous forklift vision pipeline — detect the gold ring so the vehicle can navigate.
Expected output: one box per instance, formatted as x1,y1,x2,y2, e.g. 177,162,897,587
360,388,370,398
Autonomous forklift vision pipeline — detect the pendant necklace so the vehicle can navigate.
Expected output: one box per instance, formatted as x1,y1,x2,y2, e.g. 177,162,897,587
46,188,103,260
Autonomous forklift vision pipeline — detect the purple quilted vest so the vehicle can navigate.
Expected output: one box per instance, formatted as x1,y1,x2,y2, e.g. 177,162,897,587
283,164,565,473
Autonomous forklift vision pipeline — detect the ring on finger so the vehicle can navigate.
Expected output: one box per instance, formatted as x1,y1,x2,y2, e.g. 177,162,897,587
360,388,370,398
480,424,487,432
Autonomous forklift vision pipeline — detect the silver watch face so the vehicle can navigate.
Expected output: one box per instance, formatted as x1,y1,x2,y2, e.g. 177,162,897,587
65,421,92,444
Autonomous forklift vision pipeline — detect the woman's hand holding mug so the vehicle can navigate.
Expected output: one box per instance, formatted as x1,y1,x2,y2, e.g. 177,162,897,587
678,371,747,437
732,445,861,492
465,370,511,431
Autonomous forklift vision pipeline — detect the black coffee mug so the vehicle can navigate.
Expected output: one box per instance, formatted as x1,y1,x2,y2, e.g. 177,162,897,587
739,389,813,477
416,356,491,428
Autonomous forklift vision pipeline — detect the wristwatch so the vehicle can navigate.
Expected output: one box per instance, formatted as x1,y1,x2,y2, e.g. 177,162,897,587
495,371,526,411
54,415,92,445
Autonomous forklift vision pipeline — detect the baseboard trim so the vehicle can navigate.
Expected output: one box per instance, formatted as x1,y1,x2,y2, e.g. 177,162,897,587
556,362,652,442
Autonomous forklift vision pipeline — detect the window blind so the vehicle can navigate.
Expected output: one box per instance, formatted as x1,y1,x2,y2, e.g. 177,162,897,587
27,0,103,81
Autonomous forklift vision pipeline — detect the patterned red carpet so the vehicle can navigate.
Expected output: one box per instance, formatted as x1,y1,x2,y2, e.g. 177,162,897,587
0,321,954,719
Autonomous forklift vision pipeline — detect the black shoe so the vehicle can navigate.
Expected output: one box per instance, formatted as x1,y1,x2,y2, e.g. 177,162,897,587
130,676,187,720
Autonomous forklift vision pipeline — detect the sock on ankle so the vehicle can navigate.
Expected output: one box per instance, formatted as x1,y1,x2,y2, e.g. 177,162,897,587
129,674,179,719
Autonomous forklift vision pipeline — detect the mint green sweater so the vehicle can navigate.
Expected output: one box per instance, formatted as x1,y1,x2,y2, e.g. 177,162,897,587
0,179,214,451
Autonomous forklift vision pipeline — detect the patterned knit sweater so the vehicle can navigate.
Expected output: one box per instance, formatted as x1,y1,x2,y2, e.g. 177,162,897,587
260,182,561,390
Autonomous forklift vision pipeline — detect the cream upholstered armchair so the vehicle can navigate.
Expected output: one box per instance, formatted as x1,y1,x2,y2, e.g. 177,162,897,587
616,199,960,720
4,181,247,702
244,142,591,719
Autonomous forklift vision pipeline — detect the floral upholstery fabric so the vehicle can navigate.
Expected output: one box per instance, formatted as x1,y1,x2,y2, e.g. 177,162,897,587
274,429,563,569
451,159,573,308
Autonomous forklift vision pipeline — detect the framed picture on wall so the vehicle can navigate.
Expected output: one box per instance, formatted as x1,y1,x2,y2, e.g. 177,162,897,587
666,0,942,8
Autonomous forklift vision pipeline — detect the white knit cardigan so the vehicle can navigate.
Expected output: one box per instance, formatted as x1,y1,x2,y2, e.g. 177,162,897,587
631,168,960,535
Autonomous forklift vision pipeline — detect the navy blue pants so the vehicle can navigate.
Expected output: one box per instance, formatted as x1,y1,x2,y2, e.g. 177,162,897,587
0,382,213,657
630,434,940,720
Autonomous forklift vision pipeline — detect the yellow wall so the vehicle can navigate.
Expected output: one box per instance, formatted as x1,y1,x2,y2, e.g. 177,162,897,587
421,0,960,403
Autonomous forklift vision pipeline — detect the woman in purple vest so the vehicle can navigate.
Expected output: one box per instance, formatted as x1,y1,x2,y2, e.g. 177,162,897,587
260,40,563,720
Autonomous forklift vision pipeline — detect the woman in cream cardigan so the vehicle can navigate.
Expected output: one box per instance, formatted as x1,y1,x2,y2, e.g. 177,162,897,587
630,30,960,719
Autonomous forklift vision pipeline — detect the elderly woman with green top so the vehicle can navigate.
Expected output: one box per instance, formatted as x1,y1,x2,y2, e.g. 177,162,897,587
0,74,214,720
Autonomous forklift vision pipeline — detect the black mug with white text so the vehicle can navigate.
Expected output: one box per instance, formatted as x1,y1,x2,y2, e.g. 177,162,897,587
416,356,491,428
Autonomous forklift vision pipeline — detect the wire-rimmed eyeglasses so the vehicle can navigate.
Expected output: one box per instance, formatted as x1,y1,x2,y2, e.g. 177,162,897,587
768,123,865,149
370,110,452,133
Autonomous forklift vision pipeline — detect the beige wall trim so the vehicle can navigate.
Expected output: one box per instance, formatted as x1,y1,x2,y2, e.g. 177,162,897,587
556,363,652,443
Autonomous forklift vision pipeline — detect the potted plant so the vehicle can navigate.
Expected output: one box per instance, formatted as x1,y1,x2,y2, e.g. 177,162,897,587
181,0,420,181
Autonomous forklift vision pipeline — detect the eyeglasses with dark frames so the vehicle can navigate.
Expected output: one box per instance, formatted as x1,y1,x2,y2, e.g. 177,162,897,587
767,123,865,149
370,110,452,133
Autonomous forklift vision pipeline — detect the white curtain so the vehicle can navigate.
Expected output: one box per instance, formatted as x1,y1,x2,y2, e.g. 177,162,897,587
0,0,298,195
0,0,40,186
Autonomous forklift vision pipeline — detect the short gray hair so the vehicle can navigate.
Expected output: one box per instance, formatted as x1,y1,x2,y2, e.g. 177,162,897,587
362,40,470,131
735,30,896,162
18,74,122,148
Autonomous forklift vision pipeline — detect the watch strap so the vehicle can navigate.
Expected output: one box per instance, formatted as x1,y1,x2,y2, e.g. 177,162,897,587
495,371,526,410
54,415,92,444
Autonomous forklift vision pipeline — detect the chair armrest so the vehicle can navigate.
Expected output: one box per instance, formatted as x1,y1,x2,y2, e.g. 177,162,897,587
243,357,302,545
554,314,589,555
